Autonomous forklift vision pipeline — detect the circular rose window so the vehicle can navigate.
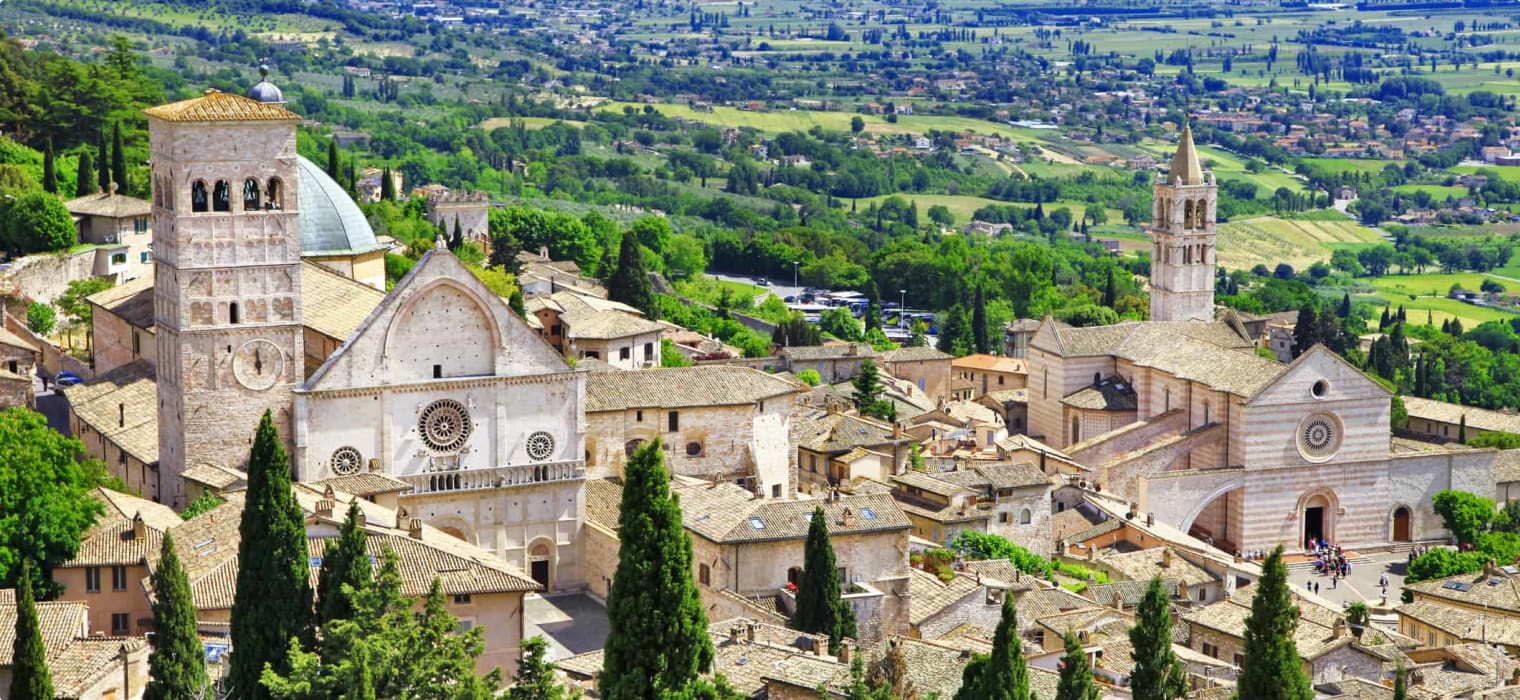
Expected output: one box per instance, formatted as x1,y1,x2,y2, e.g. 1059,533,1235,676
330,446,363,476
1297,412,1342,462
419,400,472,453
525,431,555,461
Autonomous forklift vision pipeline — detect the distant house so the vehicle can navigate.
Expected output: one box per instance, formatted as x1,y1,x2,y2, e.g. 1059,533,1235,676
964,220,1014,236
914,136,933,150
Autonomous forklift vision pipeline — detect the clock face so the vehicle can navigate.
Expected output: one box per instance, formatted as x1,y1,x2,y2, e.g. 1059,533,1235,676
232,339,285,391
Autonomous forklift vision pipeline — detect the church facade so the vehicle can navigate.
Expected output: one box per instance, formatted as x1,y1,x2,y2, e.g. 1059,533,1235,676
1025,126,1494,553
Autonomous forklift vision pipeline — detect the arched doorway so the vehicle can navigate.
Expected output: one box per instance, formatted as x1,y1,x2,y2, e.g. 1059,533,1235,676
1392,506,1412,542
1303,493,1333,547
529,540,555,590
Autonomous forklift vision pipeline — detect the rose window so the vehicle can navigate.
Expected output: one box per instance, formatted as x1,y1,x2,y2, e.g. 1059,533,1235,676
419,400,473,453
1297,413,1341,462
330,446,363,476
526,431,555,461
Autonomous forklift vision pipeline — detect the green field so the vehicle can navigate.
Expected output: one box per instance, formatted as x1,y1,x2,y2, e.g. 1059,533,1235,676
1216,217,1385,271
1452,165,1520,183
1362,272,1518,327
1300,158,1398,175
1390,184,1468,200
851,193,1122,229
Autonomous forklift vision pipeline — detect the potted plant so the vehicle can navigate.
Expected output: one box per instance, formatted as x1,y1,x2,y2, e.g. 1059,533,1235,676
1346,601,1370,635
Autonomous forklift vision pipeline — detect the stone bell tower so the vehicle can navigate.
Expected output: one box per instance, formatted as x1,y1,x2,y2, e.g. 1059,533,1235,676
146,89,304,508
1148,123,1218,323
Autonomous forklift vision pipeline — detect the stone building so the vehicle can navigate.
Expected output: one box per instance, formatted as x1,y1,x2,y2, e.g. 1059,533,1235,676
426,190,491,251
780,343,881,384
64,362,160,498
63,186,153,282
87,276,156,375
1021,131,1493,553
584,365,805,496
0,597,151,700
880,346,953,401
796,409,912,489
53,488,182,637
1400,566,1520,652
1401,396,1520,444
884,461,1053,552
0,325,37,408
951,353,1027,397
526,289,664,369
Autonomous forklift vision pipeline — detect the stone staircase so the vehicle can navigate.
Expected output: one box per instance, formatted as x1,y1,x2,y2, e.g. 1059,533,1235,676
1286,552,1374,573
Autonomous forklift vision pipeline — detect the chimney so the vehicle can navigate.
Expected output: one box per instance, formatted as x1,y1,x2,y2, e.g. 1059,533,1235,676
1332,618,1347,639
118,403,125,428
397,506,409,530
407,518,424,539
1111,591,1124,611
1146,512,1155,526
838,640,853,664
1178,580,1190,600
745,622,756,642
847,344,858,356
354,510,367,528
1161,548,1173,568
131,512,146,540
841,507,855,527
323,484,336,500
729,626,743,643
1015,568,1021,583
316,499,335,517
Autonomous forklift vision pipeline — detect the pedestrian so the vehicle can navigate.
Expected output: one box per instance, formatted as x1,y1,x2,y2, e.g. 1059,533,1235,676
1314,581,1320,594
1332,575,1338,590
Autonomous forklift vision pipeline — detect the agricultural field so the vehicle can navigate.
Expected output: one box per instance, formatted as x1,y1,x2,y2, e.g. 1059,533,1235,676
1299,158,1398,176
1215,217,1386,271
1390,184,1469,201
1360,272,1519,327
1452,165,1520,183
851,193,1122,228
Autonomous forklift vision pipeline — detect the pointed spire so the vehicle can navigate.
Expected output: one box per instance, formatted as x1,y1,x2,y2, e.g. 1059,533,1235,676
1170,122,1205,186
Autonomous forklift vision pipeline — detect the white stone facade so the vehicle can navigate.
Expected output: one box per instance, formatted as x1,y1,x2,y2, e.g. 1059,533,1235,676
586,400,795,496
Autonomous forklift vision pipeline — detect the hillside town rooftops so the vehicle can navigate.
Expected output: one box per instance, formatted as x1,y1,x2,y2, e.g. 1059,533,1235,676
585,365,803,411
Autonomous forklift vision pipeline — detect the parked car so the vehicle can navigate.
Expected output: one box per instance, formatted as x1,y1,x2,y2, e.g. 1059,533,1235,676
756,277,770,286
56,371,82,387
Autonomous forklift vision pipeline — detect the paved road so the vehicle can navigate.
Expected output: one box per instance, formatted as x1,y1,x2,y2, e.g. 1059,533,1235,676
708,272,802,306
524,593,609,661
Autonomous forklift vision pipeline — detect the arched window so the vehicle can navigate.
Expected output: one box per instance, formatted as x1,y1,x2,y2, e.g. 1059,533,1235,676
1071,416,1081,443
1197,199,1209,227
191,180,209,213
212,180,231,212
1093,372,1101,385
242,178,261,211
1183,200,1194,230
266,178,283,210
229,302,240,325
1019,508,1032,525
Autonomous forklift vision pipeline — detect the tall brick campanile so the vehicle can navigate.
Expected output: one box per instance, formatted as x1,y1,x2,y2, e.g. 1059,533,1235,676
146,89,303,508
1148,123,1218,323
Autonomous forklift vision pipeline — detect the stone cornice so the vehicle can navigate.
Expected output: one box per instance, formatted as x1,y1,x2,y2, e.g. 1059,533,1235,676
296,369,580,399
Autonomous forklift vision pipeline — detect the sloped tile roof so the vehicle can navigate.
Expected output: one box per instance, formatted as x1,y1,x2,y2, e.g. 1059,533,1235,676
883,346,952,363
586,366,803,412
63,190,150,219
952,354,1027,374
300,261,387,341
49,636,149,697
675,481,910,544
563,308,664,340
795,409,902,454
144,90,301,122
62,488,183,568
62,361,158,464
781,343,880,362
0,600,87,662
312,472,411,497
908,568,983,626
585,478,625,531
86,274,156,329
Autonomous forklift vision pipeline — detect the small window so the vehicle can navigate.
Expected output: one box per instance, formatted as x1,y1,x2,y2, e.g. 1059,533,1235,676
1311,379,1329,399
6,360,16,374
749,516,766,530
635,410,643,422
551,324,562,335
242,178,261,211
620,347,631,361
453,594,472,604
191,180,209,212
112,565,128,591
1019,509,1032,525
140,251,150,264
699,563,711,586
644,342,655,360
433,364,442,379
86,567,101,593
668,411,679,432
772,484,781,498
999,512,1010,524
1233,653,1244,667
266,178,283,210
111,253,126,265
229,302,240,325
212,180,231,212
111,612,130,636
686,441,703,456
132,333,140,356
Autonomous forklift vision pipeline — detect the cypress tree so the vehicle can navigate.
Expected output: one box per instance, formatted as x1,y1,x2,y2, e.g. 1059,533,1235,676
851,359,884,411
509,636,573,700
606,229,655,320
41,141,56,195
1393,661,1407,700
1237,546,1313,700
972,283,990,354
1102,269,1117,309
111,122,127,192
228,411,314,700
864,282,882,333
96,130,110,192
145,532,209,700
327,140,341,180
1129,578,1186,700
1459,414,1467,443
1292,304,1319,359
380,167,396,201
76,150,97,196
959,594,1032,700
794,507,856,653
1056,631,1099,700
1338,292,1352,319
601,439,711,700
316,501,370,625
9,559,54,700
451,218,464,252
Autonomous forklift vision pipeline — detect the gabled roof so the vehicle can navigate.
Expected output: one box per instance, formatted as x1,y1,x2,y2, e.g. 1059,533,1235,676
883,346,952,363
62,488,182,569
86,275,156,330
63,190,150,219
952,353,1026,374
0,324,38,354
586,366,803,412
144,89,301,122
1034,317,1285,398
61,361,158,464
796,409,903,455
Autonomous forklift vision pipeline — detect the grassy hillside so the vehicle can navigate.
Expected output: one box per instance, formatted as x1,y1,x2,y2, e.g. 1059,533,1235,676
1215,217,1385,271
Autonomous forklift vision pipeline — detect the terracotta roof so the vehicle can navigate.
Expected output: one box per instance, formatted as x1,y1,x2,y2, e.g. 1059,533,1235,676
1006,319,1044,332
301,261,387,341
49,636,149,697
891,470,974,499
796,409,903,454
1498,449,1520,484
586,366,803,412
0,324,38,353
1099,548,1218,587
61,488,183,568
182,463,246,490
563,308,664,340
951,354,1027,374
0,599,87,662
88,274,157,331
312,472,411,497
1062,377,1138,412
1082,579,1180,608
781,343,881,362
1403,396,1520,435
1406,568,1520,613
144,90,302,122
63,190,150,219
1399,600,1520,649
585,478,625,531
883,346,952,363
1043,320,1281,397
62,361,158,464
975,462,1052,490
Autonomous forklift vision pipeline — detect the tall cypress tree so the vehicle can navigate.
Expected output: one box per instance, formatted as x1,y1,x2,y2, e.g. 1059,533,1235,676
794,507,856,653
9,559,53,700
1055,631,1099,700
1292,304,1319,359
1129,578,1186,700
228,411,313,700
1393,661,1407,700
111,122,127,191
606,229,655,320
380,167,396,201
76,150,97,196
1459,414,1467,443
41,141,56,195
601,439,711,700
451,218,464,252
972,284,990,354
316,501,370,625
96,130,110,192
957,594,1031,700
1237,547,1313,700
326,140,341,180
1102,269,1117,309
864,282,883,333
145,532,209,700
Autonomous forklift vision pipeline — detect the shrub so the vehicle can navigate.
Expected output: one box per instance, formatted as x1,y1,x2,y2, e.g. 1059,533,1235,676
3,191,75,254
25,303,54,336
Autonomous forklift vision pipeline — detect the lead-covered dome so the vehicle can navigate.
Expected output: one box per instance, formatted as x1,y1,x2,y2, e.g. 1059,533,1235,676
296,156,385,257
247,65,285,104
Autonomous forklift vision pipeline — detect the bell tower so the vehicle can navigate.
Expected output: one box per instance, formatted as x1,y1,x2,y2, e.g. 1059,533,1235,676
146,89,304,508
1148,123,1218,323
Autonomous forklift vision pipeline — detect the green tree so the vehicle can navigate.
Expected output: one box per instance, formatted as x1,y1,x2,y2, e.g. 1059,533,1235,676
181,493,224,520
380,167,396,201
144,532,210,700
1459,414,1467,443
1393,662,1407,700
973,284,990,354
9,559,53,700
508,637,573,700
1237,546,1313,700
316,501,370,625
797,369,822,386
820,306,864,342
56,276,112,351
661,338,694,368
41,141,55,194
228,411,314,700
1128,578,1186,700
75,150,97,196
0,407,105,594
794,507,856,653
96,130,110,193
938,304,974,357
601,439,712,700
24,302,54,337
326,140,340,180
957,594,1031,700
1292,304,1319,359
867,639,917,700
3,190,76,254
864,283,883,333
110,121,126,191
851,116,865,133
1432,490,1495,546
1055,631,1099,700
606,228,656,320
852,359,884,408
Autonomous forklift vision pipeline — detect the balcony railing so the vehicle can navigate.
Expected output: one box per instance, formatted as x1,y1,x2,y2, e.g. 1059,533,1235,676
400,460,584,495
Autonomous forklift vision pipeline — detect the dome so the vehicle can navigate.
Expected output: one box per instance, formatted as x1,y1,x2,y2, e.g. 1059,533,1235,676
247,80,285,104
295,156,385,257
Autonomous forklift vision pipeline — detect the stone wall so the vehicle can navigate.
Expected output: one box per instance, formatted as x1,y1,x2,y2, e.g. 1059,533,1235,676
3,313,90,382
0,248,104,305
1067,409,1188,472
585,399,795,496
583,521,619,600
917,585,1000,639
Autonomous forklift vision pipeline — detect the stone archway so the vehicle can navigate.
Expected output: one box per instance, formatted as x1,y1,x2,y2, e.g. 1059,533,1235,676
1297,489,1339,549
528,538,556,591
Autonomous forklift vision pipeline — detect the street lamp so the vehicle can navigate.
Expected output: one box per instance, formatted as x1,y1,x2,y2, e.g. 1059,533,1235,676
899,289,907,328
